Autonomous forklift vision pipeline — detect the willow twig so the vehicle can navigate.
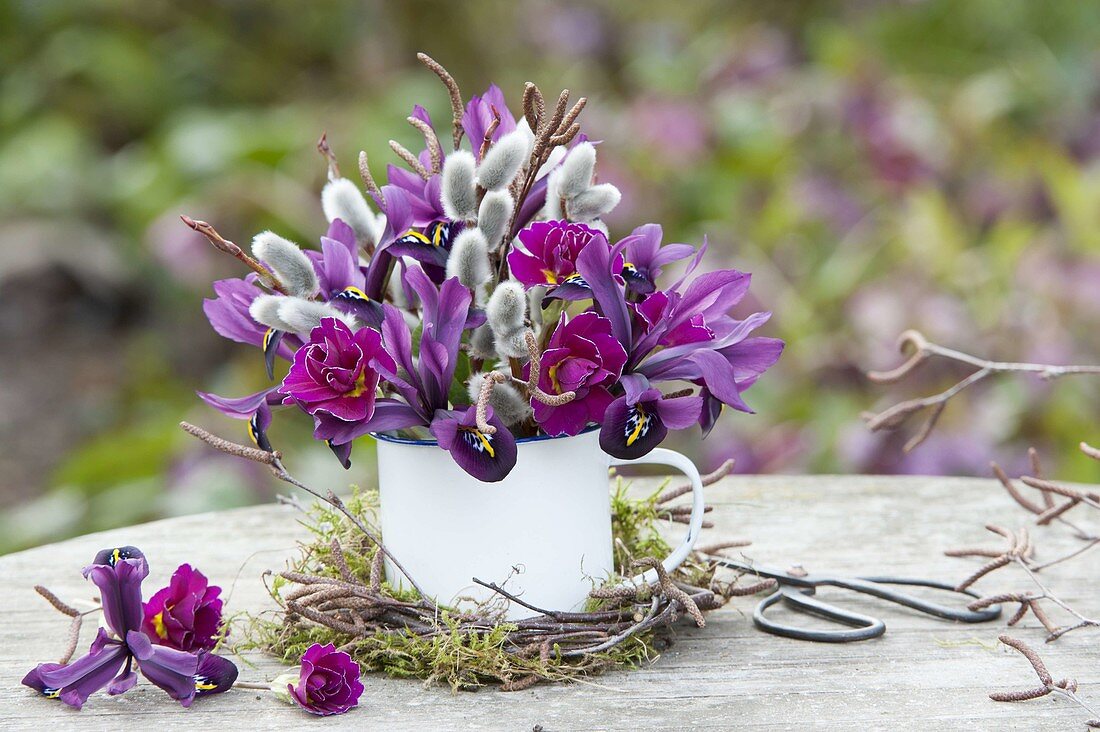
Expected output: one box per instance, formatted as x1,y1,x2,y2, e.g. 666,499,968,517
179,421,431,602
317,132,340,181
865,329,1100,451
180,216,287,294
991,635,1100,727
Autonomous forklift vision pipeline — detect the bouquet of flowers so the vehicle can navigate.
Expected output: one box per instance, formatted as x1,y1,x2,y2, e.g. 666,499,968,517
197,54,783,482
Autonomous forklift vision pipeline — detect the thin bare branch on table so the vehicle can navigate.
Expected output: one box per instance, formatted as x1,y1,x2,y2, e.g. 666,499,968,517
991,635,1100,728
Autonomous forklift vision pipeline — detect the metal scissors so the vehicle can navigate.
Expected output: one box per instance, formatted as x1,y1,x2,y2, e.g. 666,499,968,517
711,559,1003,642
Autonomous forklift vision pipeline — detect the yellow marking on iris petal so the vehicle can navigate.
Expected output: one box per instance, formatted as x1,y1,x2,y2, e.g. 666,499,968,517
152,611,168,639
196,681,218,691
262,327,276,350
336,286,369,302
112,548,121,566
346,371,369,398
474,430,495,458
45,688,61,699
461,427,496,458
547,363,561,393
248,418,260,446
543,269,558,284
430,222,445,246
626,406,648,447
402,229,431,245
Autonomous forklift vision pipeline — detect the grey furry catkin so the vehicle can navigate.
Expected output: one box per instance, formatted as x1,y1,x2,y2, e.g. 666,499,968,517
564,182,621,222
543,168,564,219
557,142,596,200
476,130,530,191
477,190,514,250
321,178,380,248
467,373,532,426
441,150,477,221
446,229,492,288
587,219,610,238
277,298,353,335
486,281,526,335
249,294,294,332
469,324,498,360
526,287,546,330
252,232,319,297
494,327,530,359
564,183,621,222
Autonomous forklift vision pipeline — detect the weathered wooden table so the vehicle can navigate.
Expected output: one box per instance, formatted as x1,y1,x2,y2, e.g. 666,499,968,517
1,475,1096,731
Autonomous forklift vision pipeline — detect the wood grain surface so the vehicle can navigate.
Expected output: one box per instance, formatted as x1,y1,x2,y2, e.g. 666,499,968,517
0,475,1096,731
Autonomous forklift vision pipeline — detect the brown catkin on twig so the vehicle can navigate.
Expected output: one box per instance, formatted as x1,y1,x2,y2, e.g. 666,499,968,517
417,53,464,149
1000,634,1053,685
35,585,80,617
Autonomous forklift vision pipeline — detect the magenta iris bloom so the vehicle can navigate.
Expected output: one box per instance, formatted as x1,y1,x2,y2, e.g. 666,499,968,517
508,220,608,288
142,564,224,653
288,643,364,716
22,547,237,710
281,317,394,427
529,311,627,436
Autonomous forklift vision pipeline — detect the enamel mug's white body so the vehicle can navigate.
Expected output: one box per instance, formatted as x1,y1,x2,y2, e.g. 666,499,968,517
375,428,706,619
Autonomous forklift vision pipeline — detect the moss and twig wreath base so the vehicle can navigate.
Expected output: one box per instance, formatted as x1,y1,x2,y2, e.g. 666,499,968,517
182,423,775,690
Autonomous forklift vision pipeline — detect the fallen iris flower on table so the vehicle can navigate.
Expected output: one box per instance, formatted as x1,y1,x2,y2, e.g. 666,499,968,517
142,563,225,653
22,546,237,709
286,643,364,716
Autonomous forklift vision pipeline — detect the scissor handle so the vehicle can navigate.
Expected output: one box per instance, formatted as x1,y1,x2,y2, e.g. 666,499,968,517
754,586,886,642
828,576,1002,624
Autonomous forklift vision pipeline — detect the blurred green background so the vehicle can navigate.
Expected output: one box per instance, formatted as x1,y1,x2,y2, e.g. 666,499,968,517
3,0,1100,552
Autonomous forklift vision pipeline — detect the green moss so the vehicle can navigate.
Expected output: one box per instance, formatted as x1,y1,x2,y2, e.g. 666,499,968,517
235,481,709,690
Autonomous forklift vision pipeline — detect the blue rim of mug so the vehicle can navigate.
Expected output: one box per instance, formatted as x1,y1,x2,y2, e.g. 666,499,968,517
370,424,599,447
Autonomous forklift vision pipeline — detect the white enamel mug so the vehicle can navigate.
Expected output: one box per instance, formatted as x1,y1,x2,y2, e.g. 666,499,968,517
374,428,705,619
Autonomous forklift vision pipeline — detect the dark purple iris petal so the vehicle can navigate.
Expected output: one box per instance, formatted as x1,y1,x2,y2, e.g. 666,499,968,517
194,653,238,697
83,550,148,638
127,631,200,707
600,394,668,460
27,629,129,710
599,390,702,459
430,407,517,483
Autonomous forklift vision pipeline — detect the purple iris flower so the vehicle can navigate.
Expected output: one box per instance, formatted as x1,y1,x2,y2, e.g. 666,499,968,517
528,311,627,436
617,223,694,295
22,547,237,710
462,84,517,158
142,564,224,653
574,228,784,451
279,317,421,467
430,406,518,483
287,643,364,716
374,268,519,481
387,165,445,227
508,220,619,298
600,387,702,459
203,277,295,358
203,217,379,378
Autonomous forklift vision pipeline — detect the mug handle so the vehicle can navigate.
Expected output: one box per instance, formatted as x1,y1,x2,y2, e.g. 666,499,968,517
610,447,706,588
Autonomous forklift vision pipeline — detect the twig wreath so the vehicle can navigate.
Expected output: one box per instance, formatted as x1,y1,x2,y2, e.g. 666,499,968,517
181,422,775,690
